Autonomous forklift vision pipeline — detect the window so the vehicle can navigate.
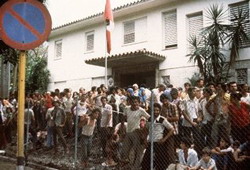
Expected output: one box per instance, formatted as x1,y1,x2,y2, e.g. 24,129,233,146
187,12,203,53
229,1,250,47
236,68,248,84
187,12,203,41
124,21,135,44
123,17,147,44
86,31,94,51
163,10,177,48
54,40,62,60
162,75,170,85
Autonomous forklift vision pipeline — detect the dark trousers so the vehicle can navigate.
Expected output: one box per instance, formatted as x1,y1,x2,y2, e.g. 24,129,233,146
24,124,37,145
183,126,202,156
201,121,213,148
64,112,73,136
231,125,249,144
52,126,67,150
141,142,170,170
0,125,7,149
99,127,112,157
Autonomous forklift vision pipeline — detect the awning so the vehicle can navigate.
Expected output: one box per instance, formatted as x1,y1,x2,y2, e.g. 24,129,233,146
85,49,166,67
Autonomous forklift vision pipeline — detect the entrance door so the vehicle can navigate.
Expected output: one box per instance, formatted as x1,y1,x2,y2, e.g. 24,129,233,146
120,71,155,88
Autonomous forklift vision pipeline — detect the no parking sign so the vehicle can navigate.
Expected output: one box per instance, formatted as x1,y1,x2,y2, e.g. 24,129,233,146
0,0,52,50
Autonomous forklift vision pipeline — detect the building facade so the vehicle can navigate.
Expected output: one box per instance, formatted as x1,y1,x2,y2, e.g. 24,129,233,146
47,0,250,91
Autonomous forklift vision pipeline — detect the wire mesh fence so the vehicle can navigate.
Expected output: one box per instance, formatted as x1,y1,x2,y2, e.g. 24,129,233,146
0,83,250,170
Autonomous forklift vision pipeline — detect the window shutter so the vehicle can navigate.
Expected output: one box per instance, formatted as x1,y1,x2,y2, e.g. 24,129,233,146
55,40,62,59
188,14,203,39
124,21,135,44
164,10,177,48
187,13,203,51
230,1,250,47
87,33,94,51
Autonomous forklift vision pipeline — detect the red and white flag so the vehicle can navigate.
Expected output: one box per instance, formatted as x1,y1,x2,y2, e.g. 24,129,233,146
104,0,114,54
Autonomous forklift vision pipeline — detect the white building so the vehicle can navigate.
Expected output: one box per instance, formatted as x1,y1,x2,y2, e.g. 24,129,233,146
47,0,250,91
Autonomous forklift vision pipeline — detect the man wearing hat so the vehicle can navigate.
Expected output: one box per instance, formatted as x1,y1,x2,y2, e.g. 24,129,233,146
51,100,69,154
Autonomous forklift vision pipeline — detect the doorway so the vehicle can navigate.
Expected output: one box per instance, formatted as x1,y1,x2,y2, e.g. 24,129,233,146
120,71,155,88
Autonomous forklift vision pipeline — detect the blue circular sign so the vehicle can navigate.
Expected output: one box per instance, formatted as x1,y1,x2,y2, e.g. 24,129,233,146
0,0,52,50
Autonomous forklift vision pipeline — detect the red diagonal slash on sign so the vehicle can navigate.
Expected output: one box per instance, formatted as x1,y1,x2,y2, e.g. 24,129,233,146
7,7,43,40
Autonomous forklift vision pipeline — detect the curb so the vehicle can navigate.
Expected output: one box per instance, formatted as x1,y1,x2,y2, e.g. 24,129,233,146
0,155,58,170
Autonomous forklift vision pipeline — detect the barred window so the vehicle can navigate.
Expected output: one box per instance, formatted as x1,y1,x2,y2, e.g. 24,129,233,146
54,40,62,60
86,31,94,51
162,75,170,85
124,21,135,44
163,10,177,48
236,68,248,84
229,1,250,47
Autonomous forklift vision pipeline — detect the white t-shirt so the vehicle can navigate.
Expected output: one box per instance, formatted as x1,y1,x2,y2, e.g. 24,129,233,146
100,104,113,127
182,98,199,127
122,106,150,133
178,148,198,167
196,158,217,170
199,98,213,124
152,88,163,105
241,93,250,105
147,115,173,142
74,102,88,116
24,108,34,125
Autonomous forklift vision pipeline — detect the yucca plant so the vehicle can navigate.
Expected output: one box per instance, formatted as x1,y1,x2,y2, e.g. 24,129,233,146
226,7,250,67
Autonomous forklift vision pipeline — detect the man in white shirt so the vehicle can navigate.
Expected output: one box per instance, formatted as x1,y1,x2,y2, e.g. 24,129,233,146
182,87,202,156
199,88,213,148
178,137,198,169
152,84,166,105
141,103,174,170
63,92,74,137
120,96,150,169
99,96,113,158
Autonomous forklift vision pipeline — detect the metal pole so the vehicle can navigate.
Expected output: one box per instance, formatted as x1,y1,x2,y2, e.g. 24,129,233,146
150,91,154,170
73,96,79,168
17,51,26,170
104,25,108,88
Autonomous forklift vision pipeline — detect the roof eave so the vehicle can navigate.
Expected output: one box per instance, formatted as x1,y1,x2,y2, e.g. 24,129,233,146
49,0,178,39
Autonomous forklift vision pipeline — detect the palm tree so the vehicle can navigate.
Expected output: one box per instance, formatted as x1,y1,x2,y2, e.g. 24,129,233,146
187,4,228,83
202,4,228,80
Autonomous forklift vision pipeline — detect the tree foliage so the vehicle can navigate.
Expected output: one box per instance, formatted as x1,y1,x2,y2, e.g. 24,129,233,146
187,4,249,84
26,45,50,93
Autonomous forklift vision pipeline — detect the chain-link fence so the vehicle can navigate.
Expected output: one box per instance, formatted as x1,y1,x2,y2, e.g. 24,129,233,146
1,85,250,170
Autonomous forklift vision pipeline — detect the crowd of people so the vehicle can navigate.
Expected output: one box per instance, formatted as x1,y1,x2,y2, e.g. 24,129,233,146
0,80,250,169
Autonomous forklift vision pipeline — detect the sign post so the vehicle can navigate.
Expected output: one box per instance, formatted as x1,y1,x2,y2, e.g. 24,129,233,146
0,0,52,169
17,51,26,170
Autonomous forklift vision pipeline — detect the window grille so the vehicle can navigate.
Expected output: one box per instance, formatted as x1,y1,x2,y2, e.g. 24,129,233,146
55,40,62,60
236,68,248,84
124,21,135,44
86,32,94,51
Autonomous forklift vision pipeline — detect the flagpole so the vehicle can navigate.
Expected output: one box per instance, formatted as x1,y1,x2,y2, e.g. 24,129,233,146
104,0,113,88
105,28,108,88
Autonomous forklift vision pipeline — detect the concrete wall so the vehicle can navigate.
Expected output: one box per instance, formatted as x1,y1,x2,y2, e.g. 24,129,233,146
47,0,250,91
